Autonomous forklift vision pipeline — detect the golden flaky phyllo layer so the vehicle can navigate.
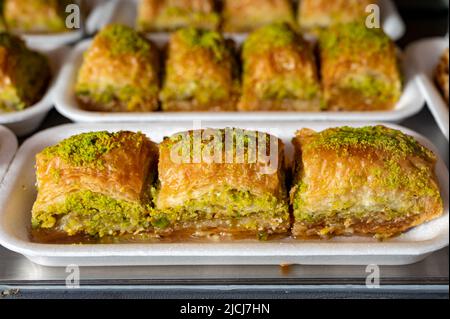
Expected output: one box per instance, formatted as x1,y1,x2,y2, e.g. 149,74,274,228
75,25,160,112
1,0,71,34
0,33,51,112
160,28,239,111
239,23,322,111
32,131,159,237
290,126,443,239
319,23,402,111
435,48,449,104
137,0,219,32
299,0,375,33
154,128,290,238
222,0,295,33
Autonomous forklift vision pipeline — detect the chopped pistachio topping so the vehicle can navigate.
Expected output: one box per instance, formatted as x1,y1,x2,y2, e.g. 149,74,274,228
319,22,392,59
98,24,152,56
42,131,144,168
175,28,227,61
243,23,298,58
305,126,435,161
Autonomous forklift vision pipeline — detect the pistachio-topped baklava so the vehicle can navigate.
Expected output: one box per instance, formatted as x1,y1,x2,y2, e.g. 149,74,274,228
32,131,159,238
160,28,239,111
290,126,443,239
319,23,402,111
0,33,51,112
298,0,375,33
75,24,160,112
154,128,290,239
137,0,220,32
222,0,296,33
2,0,70,33
239,23,322,111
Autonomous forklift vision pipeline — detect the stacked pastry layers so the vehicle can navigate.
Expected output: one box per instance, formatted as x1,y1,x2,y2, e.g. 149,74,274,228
32,126,443,242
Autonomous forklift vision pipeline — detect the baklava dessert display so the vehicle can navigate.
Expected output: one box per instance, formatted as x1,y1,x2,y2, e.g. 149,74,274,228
160,28,240,111
154,128,290,239
238,23,322,111
32,131,159,238
435,48,449,104
298,0,374,33
0,32,51,112
319,23,402,111
1,0,70,33
137,0,220,32
222,0,296,33
75,24,160,112
290,126,443,239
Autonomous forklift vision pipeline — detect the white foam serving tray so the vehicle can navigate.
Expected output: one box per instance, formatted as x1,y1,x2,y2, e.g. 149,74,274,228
54,38,424,124
109,0,405,42
19,0,118,50
0,47,68,137
405,37,449,140
0,125,17,184
0,122,447,267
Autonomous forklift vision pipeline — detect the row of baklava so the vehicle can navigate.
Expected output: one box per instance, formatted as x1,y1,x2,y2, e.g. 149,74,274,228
137,0,378,34
75,23,402,113
0,0,378,35
31,125,443,243
0,0,74,34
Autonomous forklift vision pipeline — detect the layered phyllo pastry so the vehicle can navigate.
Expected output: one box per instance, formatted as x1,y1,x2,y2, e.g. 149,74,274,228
32,131,159,238
238,23,322,111
319,23,402,111
154,128,290,239
222,0,295,33
75,25,160,112
137,0,220,32
290,126,443,239
1,0,70,33
0,33,51,112
435,48,449,104
298,0,374,33
160,28,239,111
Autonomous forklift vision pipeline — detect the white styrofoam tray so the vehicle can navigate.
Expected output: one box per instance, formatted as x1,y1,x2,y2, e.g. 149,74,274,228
109,0,405,42
0,125,17,184
0,46,68,137
0,122,447,267
405,37,449,140
54,39,424,123
18,0,118,50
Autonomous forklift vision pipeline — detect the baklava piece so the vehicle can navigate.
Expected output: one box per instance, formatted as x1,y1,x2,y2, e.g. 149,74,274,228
75,24,160,112
32,131,159,238
319,23,402,111
2,0,70,33
0,33,51,112
435,48,449,104
222,0,295,33
160,28,239,111
299,0,375,34
154,128,290,239
137,0,219,32
238,23,322,111
290,126,443,239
